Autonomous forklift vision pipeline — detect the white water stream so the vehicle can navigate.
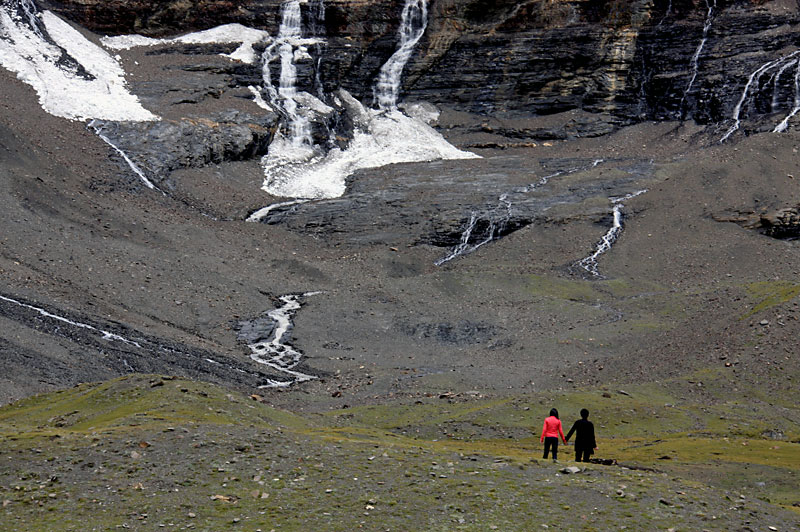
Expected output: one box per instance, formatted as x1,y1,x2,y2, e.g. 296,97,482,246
256,0,477,202
266,0,314,145
246,292,321,388
774,61,800,133
247,198,310,222
680,0,715,115
0,294,142,347
435,159,603,266
576,190,647,277
87,120,162,192
721,50,800,141
374,0,428,110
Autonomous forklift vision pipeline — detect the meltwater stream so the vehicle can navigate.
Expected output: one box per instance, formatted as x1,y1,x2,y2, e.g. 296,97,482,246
374,0,428,110
255,0,476,203
435,159,604,266
242,292,321,388
87,119,162,192
0,294,142,348
261,0,315,145
575,190,647,277
680,0,715,116
721,50,800,141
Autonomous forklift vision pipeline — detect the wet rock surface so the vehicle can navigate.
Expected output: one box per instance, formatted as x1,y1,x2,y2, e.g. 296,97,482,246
91,112,277,187
38,0,800,134
256,154,656,251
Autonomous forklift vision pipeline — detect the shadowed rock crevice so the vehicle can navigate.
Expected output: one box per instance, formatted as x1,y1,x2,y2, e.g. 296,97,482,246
715,206,800,240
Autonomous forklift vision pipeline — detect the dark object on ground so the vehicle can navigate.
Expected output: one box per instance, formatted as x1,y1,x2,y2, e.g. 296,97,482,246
589,458,617,466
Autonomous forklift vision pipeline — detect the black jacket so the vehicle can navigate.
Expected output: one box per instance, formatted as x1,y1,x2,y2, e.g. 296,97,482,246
566,419,596,451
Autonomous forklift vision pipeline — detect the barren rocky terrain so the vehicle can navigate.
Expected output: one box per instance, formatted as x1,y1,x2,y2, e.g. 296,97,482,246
1,0,800,528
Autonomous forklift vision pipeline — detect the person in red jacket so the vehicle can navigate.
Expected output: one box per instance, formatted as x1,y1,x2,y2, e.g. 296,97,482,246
540,408,567,462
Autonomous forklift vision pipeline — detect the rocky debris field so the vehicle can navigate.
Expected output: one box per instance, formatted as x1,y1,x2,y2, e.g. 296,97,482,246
2,4,800,526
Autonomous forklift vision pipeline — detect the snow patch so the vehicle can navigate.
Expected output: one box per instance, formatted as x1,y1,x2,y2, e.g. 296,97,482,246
101,23,271,65
0,8,156,121
260,106,479,200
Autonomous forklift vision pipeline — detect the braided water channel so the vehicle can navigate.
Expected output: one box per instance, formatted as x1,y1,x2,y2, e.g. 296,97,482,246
239,292,322,388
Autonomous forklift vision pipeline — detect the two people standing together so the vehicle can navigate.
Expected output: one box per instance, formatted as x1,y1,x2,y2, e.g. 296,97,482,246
540,408,597,462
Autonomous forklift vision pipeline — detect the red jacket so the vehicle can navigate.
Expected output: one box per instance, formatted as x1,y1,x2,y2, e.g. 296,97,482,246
540,416,566,443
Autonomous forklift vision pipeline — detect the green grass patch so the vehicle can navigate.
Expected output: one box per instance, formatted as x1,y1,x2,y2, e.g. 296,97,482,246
743,281,800,318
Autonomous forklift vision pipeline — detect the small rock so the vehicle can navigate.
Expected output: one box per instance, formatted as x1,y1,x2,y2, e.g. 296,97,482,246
659,498,671,506
617,389,630,396
560,466,581,474
130,451,142,459
187,513,196,518
760,320,770,326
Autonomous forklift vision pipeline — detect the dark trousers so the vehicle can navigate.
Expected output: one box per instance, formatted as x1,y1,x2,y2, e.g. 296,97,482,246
543,437,559,459
575,448,591,462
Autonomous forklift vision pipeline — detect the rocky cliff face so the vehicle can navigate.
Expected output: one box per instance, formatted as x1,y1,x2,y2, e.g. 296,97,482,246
38,0,800,131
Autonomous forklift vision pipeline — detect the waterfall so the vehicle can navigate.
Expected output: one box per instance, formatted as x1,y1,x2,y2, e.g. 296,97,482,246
17,0,44,39
721,50,800,142
770,59,796,112
576,190,647,277
373,0,429,110
435,212,499,266
657,0,673,27
774,61,800,133
255,0,477,203
263,0,313,146
680,0,715,117
245,293,320,388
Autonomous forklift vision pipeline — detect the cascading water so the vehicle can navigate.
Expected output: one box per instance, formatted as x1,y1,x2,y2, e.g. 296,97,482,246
435,160,603,266
721,50,800,141
262,0,313,146
244,293,320,388
576,190,647,277
255,0,477,203
774,61,800,132
770,59,796,112
680,0,715,117
373,0,428,110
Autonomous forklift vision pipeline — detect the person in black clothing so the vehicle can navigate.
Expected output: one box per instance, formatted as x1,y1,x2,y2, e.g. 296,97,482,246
565,408,597,462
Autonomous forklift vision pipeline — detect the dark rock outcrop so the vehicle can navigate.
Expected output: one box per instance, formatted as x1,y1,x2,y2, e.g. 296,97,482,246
717,205,800,239
38,0,800,136
91,111,277,186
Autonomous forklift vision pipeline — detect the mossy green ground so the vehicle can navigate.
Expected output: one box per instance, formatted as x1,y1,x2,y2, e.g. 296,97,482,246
0,374,798,530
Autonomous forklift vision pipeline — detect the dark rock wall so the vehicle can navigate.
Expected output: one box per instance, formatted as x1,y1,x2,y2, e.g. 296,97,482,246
37,0,800,126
